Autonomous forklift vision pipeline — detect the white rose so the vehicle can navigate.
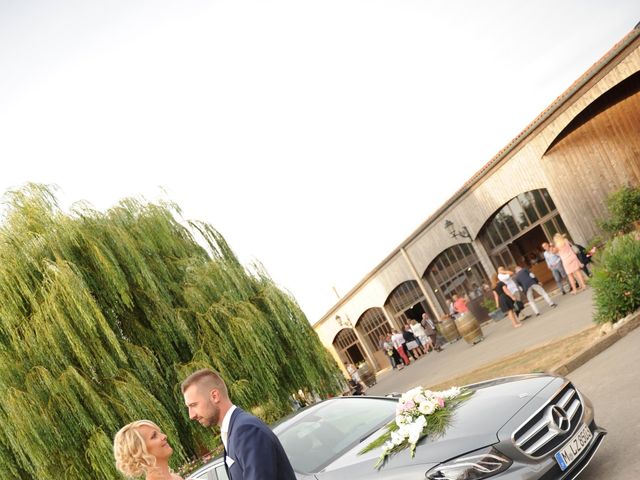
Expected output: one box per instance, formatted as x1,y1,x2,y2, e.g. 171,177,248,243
401,386,422,403
396,414,409,426
418,400,436,415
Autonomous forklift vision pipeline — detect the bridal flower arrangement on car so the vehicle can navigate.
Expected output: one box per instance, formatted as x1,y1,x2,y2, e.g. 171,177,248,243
360,386,474,468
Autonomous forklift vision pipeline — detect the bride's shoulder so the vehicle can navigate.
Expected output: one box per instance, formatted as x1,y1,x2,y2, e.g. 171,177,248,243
171,474,184,480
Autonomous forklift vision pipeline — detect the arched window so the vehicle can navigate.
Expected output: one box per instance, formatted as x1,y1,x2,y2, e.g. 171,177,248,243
479,189,569,269
384,280,432,326
356,308,392,352
332,328,365,366
424,243,488,310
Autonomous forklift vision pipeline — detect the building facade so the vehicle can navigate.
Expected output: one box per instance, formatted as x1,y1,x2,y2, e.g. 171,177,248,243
314,26,640,374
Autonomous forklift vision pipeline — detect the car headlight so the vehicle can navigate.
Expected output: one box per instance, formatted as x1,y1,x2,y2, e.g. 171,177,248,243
426,446,512,479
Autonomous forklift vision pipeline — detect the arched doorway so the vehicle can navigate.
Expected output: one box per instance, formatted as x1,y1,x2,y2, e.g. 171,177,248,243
355,307,393,368
478,188,570,284
423,243,489,311
332,328,366,367
384,280,433,327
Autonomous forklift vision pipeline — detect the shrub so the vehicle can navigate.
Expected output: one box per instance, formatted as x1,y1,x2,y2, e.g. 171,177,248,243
591,234,640,323
598,185,640,234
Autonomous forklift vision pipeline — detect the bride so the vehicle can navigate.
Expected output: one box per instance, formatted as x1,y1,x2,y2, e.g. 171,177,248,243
113,420,183,480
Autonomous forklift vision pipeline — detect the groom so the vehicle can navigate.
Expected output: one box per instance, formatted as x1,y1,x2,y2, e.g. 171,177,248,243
181,369,296,480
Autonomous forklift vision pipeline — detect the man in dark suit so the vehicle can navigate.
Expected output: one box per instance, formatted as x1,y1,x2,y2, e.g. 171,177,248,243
514,265,557,317
181,369,297,480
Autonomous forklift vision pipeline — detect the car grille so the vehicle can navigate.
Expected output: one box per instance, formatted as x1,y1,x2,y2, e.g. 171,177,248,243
512,383,583,458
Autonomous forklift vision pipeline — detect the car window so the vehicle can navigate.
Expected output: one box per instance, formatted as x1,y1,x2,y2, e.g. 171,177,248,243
191,468,214,480
189,461,224,480
189,470,209,480
276,397,396,473
214,464,228,480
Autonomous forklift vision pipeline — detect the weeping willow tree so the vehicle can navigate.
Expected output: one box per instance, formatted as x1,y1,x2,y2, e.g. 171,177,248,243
0,184,342,479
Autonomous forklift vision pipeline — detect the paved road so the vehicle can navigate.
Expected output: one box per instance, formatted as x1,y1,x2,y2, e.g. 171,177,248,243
368,288,594,395
567,326,640,479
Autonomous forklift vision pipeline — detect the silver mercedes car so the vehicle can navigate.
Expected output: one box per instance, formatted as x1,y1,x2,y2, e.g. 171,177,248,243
188,374,606,479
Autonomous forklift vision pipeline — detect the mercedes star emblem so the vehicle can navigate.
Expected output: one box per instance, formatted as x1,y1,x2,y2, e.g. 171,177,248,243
548,405,570,433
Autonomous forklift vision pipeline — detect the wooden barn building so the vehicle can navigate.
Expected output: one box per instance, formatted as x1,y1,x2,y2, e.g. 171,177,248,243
313,24,640,374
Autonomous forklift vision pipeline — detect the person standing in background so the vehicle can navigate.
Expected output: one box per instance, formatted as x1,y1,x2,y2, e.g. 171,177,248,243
542,242,569,294
492,273,522,329
391,329,410,365
421,313,442,352
452,293,469,314
514,265,557,316
552,234,587,294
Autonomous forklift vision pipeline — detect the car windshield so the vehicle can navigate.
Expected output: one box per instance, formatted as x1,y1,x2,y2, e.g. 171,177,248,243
275,397,396,473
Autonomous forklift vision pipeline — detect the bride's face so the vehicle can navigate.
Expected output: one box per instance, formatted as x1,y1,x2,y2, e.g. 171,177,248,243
138,425,173,461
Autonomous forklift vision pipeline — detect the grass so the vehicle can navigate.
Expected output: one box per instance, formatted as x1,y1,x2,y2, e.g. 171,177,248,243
427,325,600,391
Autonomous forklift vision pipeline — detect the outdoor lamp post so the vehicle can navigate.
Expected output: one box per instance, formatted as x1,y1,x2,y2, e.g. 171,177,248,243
444,220,471,239
335,315,353,328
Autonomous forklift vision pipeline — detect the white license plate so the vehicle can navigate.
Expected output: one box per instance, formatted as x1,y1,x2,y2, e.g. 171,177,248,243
554,423,593,471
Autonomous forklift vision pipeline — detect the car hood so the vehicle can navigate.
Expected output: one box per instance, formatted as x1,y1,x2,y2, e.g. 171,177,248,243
315,375,556,478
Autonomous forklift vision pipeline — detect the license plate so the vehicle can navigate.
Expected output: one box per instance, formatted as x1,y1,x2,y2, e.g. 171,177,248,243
554,423,593,471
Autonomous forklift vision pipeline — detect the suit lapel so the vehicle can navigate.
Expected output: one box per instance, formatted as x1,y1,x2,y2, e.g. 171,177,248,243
223,445,230,479
226,407,241,450
224,408,242,479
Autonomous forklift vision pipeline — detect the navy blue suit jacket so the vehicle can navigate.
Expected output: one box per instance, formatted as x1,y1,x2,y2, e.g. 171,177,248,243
515,268,538,292
224,408,297,480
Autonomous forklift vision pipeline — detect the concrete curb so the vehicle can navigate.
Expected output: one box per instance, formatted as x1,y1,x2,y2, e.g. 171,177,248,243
550,309,640,376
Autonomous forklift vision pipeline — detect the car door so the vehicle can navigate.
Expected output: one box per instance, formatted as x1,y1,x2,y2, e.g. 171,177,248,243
189,459,227,480
213,463,229,480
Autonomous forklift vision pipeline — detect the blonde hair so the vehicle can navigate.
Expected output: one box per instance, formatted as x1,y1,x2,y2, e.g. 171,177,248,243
113,420,160,478
553,233,566,247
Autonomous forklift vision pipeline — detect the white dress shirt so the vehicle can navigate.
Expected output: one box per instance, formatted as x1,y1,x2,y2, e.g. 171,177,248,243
220,404,237,450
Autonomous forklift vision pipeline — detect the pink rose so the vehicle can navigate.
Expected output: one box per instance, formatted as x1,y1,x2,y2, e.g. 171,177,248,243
402,400,416,411
436,397,445,408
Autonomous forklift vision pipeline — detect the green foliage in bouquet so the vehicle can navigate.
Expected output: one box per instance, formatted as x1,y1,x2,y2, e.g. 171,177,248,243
0,184,343,479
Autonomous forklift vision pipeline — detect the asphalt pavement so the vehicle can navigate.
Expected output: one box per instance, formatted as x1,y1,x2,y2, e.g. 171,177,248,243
567,326,640,479
368,288,595,396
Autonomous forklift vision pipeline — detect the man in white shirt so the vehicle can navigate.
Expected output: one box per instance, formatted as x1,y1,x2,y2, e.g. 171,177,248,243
391,329,410,365
182,369,296,480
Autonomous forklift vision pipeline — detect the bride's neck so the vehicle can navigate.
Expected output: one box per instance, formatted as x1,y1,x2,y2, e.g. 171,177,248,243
146,460,172,479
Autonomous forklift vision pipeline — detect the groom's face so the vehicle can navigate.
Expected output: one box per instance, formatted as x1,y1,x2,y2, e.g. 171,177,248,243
184,384,221,427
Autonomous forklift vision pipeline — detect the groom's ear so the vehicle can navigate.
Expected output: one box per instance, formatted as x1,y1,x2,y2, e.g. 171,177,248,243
209,388,221,403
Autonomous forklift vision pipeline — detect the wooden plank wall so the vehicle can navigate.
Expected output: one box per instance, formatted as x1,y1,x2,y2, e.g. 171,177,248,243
542,72,640,242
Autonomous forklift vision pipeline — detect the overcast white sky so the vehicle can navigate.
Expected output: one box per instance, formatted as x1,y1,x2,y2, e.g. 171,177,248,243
1,1,639,322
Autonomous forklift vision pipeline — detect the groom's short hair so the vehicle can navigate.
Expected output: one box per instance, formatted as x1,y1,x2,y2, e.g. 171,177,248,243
181,368,228,397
